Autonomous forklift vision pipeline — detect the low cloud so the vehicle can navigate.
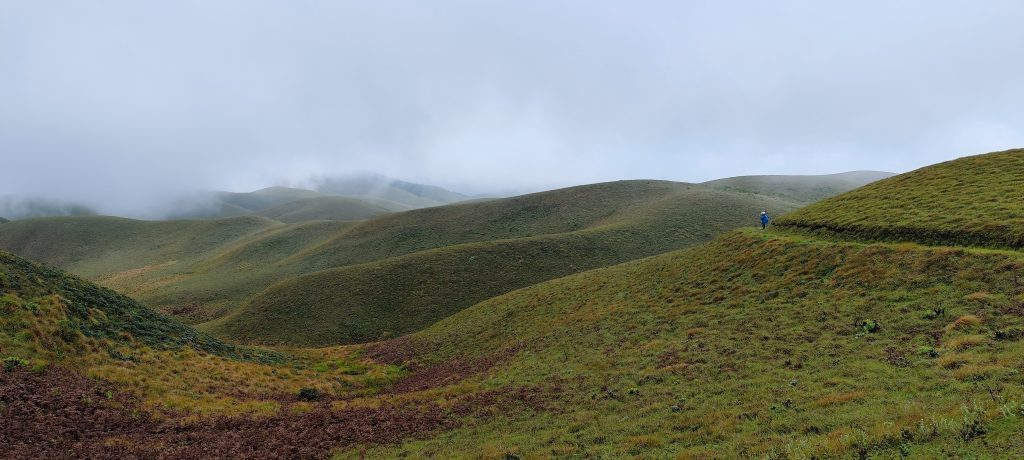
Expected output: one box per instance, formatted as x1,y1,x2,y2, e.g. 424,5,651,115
2,0,1023,216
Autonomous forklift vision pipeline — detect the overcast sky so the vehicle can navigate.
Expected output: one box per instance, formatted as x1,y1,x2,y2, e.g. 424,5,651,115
2,0,1023,214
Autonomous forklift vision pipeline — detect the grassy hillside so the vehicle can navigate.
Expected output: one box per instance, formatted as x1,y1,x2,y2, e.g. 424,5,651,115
256,196,394,223
7,151,1024,457
0,250,445,458
0,250,260,362
0,217,7,223
0,178,836,343
702,170,893,205
212,186,795,346
0,215,280,278
777,148,1024,248
348,229,1024,458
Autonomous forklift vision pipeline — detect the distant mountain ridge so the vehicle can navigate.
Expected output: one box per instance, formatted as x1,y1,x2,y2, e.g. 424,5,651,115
309,173,469,210
166,175,468,220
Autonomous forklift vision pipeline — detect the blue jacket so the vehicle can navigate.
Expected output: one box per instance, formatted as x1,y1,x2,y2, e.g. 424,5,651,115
760,214,769,224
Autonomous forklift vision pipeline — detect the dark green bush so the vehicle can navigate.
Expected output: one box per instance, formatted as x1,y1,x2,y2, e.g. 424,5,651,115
2,356,28,371
297,387,321,401
858,319,880,333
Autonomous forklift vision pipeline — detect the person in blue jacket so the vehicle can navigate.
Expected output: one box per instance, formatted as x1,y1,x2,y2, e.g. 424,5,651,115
760,211,769,229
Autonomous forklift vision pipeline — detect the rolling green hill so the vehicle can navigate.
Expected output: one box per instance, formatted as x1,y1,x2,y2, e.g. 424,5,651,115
343,149,1024,458
0,175,879,344
777,148,1024,249
6,152,1020,457
210,185,795,346
0,250,257,362
255,196,394,223
0,215,280,279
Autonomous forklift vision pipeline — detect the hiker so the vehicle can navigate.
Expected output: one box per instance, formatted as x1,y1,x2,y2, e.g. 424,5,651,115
760,211,769,229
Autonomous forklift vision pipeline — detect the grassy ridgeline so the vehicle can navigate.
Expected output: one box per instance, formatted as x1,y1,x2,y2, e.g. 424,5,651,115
776,148,1024,248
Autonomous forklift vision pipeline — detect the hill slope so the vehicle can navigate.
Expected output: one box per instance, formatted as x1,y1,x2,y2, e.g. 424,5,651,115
0,250,433,458
255,196,394,223
344,150,1024,457
0,177,857,344
702,170,893,205
776,148,1024,248
0,250,255,361
0,215,280,278
210,185,795,345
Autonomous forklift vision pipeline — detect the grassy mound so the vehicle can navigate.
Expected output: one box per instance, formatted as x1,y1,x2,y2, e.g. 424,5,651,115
353,230,1024,458
256,196,394,223
776,148,1024,248
0,250,264,362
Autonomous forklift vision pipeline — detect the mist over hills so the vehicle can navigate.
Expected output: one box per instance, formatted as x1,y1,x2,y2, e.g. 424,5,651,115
0,174,470,222
164,174,469,220
0,196,97,221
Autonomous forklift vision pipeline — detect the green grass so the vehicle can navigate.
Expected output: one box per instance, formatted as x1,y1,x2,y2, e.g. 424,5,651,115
0,215,280,278
4,151,1024,456
777,148,1024,249
0,249,398,419
346,229,1024,458
210,186,796,346
0,180,812,343
0,250,270,362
